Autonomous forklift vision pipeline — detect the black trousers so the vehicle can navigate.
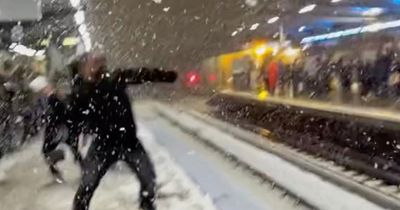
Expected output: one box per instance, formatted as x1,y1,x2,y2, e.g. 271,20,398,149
73,136,156,210
42,123,82,175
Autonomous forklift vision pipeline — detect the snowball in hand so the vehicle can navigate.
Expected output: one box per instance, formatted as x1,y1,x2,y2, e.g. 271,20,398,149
29,76,49,93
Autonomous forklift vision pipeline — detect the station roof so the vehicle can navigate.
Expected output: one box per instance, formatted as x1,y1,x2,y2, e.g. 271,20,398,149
2,0,399,67
84,0,400,68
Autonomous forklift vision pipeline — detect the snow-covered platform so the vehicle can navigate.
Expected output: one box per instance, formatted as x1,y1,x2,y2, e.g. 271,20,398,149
0,103,317,210
0,111,217,210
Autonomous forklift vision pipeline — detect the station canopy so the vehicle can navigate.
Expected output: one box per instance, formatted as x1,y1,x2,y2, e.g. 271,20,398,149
84,0,400,68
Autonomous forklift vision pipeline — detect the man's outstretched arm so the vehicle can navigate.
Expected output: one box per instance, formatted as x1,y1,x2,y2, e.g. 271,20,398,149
115,67,177,85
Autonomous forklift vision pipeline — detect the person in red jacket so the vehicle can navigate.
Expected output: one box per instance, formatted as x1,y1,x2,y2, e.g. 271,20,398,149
267,61,279,95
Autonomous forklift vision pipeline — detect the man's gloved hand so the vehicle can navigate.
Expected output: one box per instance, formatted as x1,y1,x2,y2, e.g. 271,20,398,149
153,68,178,83
29,76,49,93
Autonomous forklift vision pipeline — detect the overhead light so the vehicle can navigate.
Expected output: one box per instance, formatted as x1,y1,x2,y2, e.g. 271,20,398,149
299,4,317,14
298,26,306,32
35,50,46,56
70,0,81,8
231,30,238,36
302,44,311,51
78,24,92,51
82,34,92,52
11,44,37,57
301,19,400,44
255,44,268,56
79,24,88,35
9,43,17,49
63,37,79,46
249,23,260,31
74,10,85,25
267,16,279,24
83,38,92,52
362,7,384,16
331,0,342,3
40,39,50,47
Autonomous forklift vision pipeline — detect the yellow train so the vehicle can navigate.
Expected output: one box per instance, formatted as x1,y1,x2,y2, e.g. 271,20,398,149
195,40,302,98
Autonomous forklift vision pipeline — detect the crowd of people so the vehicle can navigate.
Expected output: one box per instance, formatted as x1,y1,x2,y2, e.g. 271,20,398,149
264,47,400,106
0,59,44,156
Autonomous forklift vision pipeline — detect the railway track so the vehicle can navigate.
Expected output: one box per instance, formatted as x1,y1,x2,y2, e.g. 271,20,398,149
187,110,400,210
158,103,400,209
157,102,400,210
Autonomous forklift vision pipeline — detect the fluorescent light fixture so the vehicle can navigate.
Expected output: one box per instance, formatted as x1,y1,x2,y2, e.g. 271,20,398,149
331,0,342,3
249,23,260,30
267,16,279,24
83,39,92,52
12,44,37,56
299,4,316,14
63,37,79,46
298,26,306,32
70,0,81,8
74,10,85,25
35,50,46,56
78,24,92,51
9,43,17,49
302,44,311,51
231,30,238,36
82,34,92,52
301,19,400,44
362,7,384,16
79,24,88,35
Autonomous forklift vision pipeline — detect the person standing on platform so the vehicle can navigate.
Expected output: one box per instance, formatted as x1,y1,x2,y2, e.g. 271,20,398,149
66,53,177,210
267,61,279,95
29,73,83,183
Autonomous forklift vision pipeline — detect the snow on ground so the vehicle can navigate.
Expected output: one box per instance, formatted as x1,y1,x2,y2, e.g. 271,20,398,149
0,124,217,210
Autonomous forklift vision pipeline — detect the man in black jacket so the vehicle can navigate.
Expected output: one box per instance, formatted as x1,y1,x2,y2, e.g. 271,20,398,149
69,53,177,210
42,92,83,182
30,62,84,183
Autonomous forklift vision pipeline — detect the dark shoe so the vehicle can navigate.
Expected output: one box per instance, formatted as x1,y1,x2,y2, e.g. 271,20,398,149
49,165,64,183
140,200,156,210
47,149,65,165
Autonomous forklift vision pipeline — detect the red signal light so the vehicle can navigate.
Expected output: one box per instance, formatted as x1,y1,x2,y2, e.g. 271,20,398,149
208,73,217,83
185,71,201,87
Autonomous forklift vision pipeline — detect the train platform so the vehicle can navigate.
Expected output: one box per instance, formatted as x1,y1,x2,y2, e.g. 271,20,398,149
217,90,400,127
0,129,216,210
0,102,310,210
